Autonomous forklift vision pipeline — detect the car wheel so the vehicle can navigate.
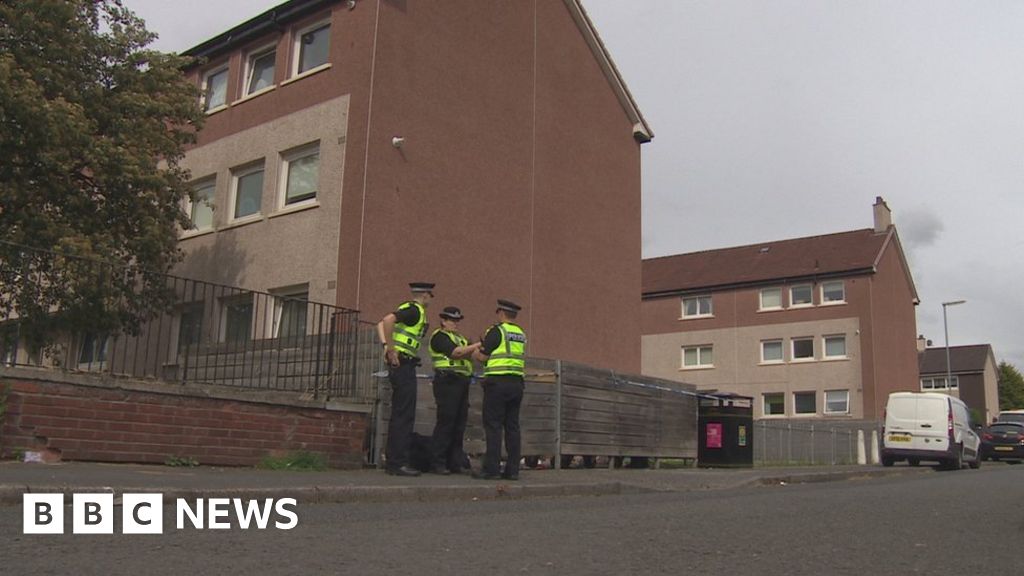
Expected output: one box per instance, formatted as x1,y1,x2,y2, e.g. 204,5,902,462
881,455,894,467
947,445,963,470
968,452,981,469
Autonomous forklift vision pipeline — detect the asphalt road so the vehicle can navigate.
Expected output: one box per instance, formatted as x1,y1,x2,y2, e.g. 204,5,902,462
2,463,1022,575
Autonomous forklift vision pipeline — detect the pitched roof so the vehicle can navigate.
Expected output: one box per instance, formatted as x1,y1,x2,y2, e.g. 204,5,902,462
642,228,891,296
919,345,995,375
181,0,652,143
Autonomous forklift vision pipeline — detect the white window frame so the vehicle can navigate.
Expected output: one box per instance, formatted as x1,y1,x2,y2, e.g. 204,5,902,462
269,286,310,340
681,345,714,369
763,392,785,417
793,391,817,416
201,65,229,112
823,334,847,359
77,332,109,370
229,162,265,222
821,280,846,305
824,390,850,415
292,20,331,77
759,287,782,311
760,339,784,364
278,142,320,209
791,337,815,362
789,284,813,308
681,295,713,319
184,178,216,233
244,43,277,97
220,295,254,344
921,376,959,390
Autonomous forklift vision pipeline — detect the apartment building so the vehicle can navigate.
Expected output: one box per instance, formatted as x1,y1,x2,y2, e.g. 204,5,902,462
173,0,652,372
641,198,920,420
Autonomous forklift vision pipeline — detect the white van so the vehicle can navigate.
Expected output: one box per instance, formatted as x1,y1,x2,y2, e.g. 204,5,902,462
996,409,1024,424
881,392,981,469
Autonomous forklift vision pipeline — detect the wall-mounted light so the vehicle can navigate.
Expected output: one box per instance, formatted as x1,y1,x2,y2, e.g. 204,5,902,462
392,136,405,149
346,0,357,10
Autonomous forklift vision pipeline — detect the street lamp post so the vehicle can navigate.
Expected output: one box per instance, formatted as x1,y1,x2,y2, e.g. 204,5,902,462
942,300,966,390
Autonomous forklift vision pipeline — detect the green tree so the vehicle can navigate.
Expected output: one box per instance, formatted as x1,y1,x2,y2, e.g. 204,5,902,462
998,362,1024,411
0,0,203,349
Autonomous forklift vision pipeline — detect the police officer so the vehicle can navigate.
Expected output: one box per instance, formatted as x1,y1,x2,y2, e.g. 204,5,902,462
428,306,480,474
376,282,434,476
472,299,527,480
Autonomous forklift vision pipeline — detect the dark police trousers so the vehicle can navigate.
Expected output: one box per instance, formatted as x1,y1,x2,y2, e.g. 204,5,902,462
481,376,525,477
385,357,418,470
431,371,471,471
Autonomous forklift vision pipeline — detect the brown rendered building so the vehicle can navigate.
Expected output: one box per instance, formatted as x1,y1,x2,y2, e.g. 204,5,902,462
917,343,1000,424
641,198,920,420
175,0,651,373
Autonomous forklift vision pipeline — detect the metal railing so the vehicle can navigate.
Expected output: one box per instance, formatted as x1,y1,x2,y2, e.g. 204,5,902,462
0,244,373,402
755,420,880,466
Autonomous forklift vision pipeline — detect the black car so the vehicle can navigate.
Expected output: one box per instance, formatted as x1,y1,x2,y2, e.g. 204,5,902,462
980,422,1024,461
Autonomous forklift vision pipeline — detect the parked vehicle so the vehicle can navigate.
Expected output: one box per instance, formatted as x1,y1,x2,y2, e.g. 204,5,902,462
995,409,1024,424
880,392,981,470
980,422,1024,462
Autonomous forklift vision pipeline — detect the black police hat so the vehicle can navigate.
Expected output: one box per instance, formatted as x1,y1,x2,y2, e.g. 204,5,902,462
439,306,464,321
496,299,522,313
409,282,435,294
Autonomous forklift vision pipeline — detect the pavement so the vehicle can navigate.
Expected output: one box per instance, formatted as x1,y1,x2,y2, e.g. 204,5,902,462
0,461,932,506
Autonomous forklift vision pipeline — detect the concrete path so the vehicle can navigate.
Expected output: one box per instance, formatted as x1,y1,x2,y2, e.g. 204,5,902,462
0,461,930,505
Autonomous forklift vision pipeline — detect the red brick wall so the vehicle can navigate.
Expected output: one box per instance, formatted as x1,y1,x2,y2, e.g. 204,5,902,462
0,376,368,468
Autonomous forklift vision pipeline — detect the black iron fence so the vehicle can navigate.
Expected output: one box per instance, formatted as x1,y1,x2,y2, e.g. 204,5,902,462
0,244,374,402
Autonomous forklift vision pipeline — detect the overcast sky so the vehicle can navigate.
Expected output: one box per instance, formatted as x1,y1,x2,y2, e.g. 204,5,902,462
125,0,1024,370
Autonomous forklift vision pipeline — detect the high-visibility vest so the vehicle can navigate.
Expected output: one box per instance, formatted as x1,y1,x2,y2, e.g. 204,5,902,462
483,322,526,377
429,329,473,376
391,301,427,357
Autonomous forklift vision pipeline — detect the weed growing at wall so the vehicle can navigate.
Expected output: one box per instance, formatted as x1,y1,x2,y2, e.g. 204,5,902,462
258,451,327,471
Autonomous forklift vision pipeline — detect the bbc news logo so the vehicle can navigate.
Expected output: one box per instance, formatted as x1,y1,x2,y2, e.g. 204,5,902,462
23,494,298,534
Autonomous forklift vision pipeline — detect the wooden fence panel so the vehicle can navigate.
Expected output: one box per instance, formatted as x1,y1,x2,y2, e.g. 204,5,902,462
371,358,698,466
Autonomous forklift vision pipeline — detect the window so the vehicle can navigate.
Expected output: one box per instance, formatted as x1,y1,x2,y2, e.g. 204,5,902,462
187,180,215,231
78,333,108,368
245,46,276,95
822,280,846,304
232,164,264,220
280,144,320,206
921,376,959,390
682,295,713,318
273,290,308,340
294,21,330,75
202,66,228,111
792,337,814,361
761,339,783,363
682,345,713,369
794,392,816,415
0,324,17,366
177,304,204,354
763,393,785,416
790,284,813,307
222,297,253,344
759,287,782,310
824,390,849,414
823,335,847,359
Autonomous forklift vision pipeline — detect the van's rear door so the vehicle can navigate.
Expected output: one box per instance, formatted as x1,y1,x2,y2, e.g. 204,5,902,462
886,395,949,450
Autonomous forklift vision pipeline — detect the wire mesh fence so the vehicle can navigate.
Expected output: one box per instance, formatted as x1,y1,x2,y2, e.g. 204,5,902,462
755,419,880,466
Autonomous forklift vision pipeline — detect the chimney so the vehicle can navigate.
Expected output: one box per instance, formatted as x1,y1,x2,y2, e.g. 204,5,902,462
873,196,892,233
916,335,930,353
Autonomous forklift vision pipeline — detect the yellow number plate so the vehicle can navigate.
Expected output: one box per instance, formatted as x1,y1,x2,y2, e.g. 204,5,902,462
889,434,911,443
994,446,1014,452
